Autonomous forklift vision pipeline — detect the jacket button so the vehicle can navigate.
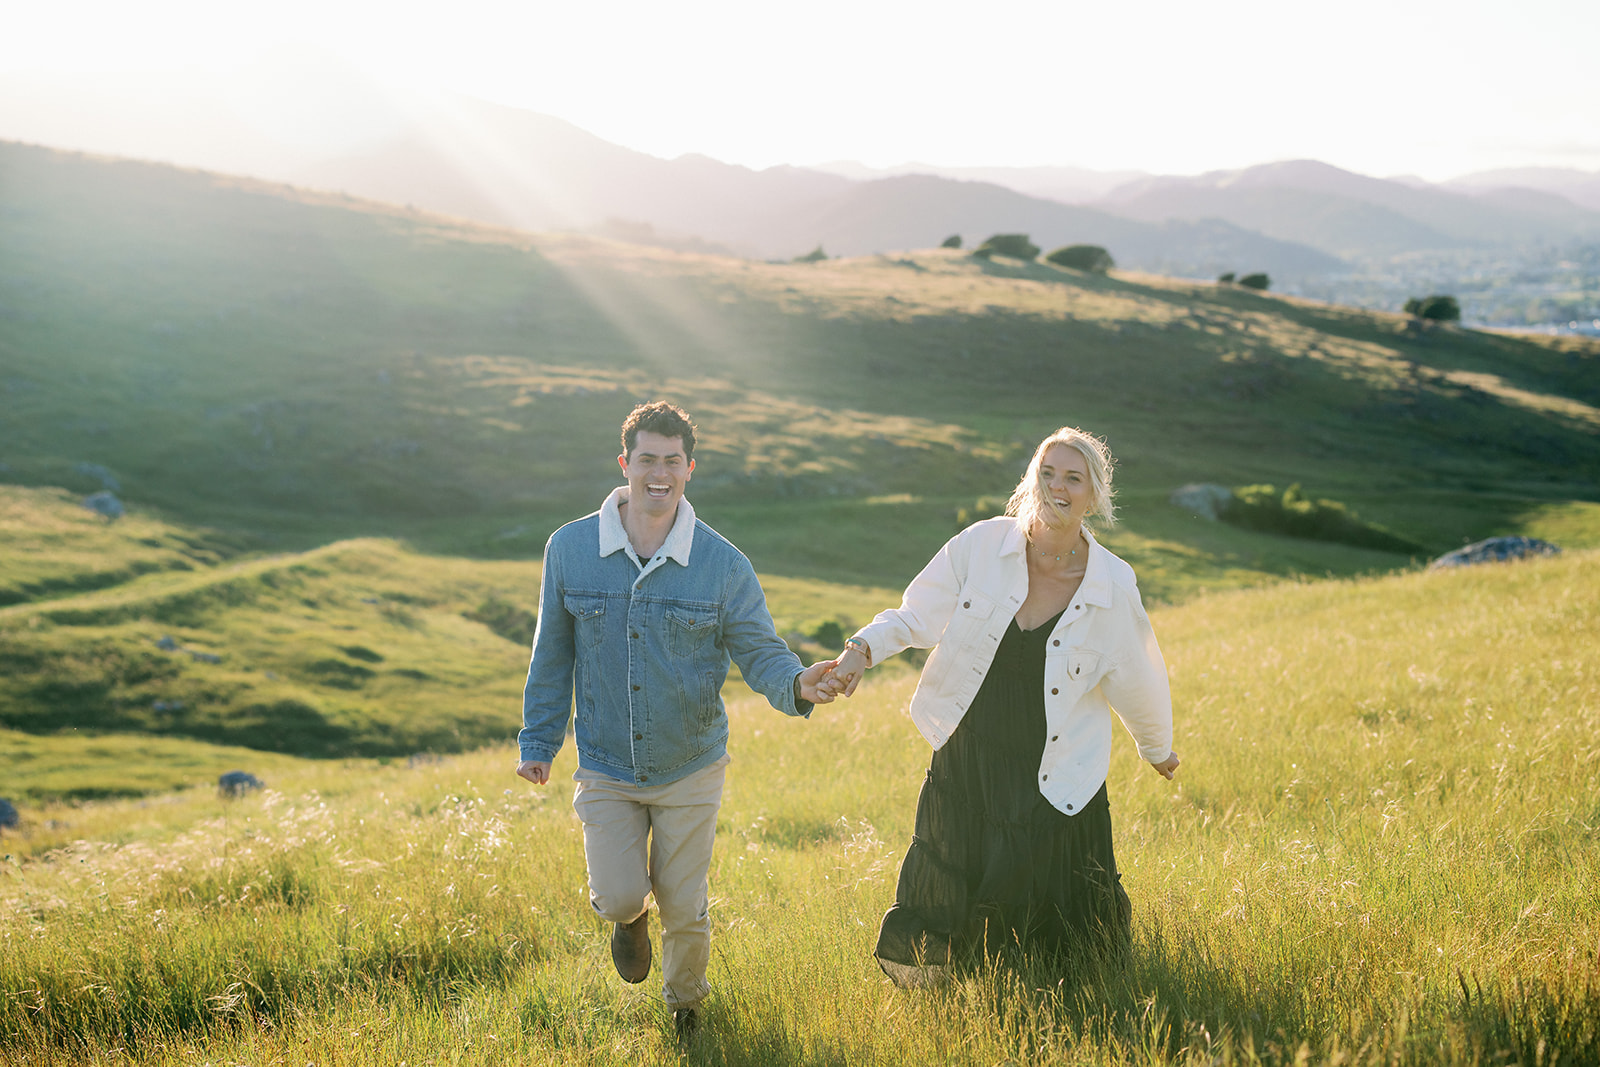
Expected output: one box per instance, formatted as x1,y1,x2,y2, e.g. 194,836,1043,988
1065,803,1074,812
962,601,970,608
632,684,641,691
1051,735,1058,741
634,732,643,740
638,775,648,782
630,632,639,638
1052,639,1060,646
1041,774,1048,781
1051,687,1059,695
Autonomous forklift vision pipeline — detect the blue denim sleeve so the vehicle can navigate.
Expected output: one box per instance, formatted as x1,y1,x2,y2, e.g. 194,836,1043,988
519,535,574,762
721,552,810,718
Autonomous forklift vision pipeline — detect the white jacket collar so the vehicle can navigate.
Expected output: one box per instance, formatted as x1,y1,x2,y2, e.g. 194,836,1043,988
598,486,697,566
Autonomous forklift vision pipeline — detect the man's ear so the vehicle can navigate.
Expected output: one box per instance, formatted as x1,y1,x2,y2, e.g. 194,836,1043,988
686,458,694,479
618,453,628,473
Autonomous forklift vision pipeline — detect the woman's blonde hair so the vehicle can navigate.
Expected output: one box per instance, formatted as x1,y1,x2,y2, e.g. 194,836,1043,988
1004,427,1117,534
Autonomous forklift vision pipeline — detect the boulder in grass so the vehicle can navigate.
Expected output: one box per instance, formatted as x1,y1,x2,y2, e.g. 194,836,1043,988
1169,483,1234,520
1429,536,1560,570
76,462,120,491
83,491,124,519
218,771,265,797
0,798,18,830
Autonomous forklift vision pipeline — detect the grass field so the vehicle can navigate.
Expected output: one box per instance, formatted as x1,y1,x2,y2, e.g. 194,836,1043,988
3,550,1596,1065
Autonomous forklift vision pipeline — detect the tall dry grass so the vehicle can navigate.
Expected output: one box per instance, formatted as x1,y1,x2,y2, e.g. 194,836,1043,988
3,551,1597,1065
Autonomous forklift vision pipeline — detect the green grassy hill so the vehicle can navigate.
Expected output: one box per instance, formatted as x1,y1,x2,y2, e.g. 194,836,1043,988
3,140,1597,576
0,485,898,772
2,140,1599,771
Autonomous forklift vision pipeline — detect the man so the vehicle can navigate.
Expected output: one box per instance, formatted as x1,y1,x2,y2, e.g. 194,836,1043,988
516,401,837,1040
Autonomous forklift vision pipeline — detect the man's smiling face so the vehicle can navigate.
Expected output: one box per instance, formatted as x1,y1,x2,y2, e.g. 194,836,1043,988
619,430,693,520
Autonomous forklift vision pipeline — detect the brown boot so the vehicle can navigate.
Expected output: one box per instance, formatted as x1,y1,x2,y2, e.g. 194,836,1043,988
611,910,651,983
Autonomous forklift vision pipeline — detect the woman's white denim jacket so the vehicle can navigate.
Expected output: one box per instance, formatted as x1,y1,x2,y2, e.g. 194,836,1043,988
520,489,809,787
854,516,1172,816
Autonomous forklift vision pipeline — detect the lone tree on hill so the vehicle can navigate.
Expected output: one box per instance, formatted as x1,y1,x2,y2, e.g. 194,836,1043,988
1045,244,1115,272
1238,272,1270,291
971,234,1040,260
793,245,828,263
1404,294,1461,322
940,234,962,249
1217,272,1236,284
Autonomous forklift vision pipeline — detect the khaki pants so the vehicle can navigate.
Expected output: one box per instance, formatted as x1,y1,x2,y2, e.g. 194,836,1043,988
572,755,729,1009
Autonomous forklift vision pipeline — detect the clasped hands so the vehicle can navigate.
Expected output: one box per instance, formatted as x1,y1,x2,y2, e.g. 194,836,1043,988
813,646,868,701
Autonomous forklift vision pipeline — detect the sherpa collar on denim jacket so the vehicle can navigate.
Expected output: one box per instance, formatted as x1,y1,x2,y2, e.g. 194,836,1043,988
597,486,697,571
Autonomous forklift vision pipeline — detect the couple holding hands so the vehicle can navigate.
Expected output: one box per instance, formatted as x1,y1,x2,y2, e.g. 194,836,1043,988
516,401,1179,1039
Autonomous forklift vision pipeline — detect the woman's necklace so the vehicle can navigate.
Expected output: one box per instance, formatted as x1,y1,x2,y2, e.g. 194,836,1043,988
1032,522,1083,565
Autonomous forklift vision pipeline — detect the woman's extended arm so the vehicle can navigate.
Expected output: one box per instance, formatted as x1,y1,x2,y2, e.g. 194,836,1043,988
1100,589,1178,775
827,533,967,696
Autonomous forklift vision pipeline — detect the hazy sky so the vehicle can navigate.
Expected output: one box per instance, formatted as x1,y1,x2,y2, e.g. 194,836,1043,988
5,0,1598,179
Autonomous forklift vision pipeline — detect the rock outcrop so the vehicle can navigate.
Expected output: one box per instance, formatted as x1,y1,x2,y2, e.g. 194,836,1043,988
1169,483,1233,520
1429,536,1560,570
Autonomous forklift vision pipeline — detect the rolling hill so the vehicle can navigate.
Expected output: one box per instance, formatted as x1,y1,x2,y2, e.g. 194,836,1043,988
2,139,1599,762
3,139,1597,556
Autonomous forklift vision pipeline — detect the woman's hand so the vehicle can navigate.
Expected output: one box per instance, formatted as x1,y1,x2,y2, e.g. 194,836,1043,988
1148,751,1181,780
797,659,841,704
827,647,869,697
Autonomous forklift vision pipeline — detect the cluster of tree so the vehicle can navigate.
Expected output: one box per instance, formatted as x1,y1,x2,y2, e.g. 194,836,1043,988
1404,294,1461,322
1220,484,1423,554
970,233,1040,260
1217,271,1270,290
957,234,1116,274
1045,244,1115,272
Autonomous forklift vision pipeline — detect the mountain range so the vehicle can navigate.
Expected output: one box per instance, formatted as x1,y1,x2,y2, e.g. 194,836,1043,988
4,65,1599,291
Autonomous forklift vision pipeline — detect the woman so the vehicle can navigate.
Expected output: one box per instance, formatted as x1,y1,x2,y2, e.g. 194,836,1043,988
828,427,1180,987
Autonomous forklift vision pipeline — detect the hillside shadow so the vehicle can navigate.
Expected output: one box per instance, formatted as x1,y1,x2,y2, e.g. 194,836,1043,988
682,927,1324,1065
964,928,1315,1060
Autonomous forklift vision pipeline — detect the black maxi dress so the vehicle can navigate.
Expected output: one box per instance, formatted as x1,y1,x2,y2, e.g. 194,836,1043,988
874,609,1131,974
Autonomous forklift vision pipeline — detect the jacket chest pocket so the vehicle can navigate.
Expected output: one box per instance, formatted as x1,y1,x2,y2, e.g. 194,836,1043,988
667,608,719,658
950,590,996,639
564,595,607,648
1067,651,1102,685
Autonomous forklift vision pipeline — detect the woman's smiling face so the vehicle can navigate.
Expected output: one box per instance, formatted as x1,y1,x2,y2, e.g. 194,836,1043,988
1037,443,1090,526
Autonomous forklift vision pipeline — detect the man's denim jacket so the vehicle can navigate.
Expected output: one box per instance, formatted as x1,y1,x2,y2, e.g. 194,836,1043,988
520,489,810,787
